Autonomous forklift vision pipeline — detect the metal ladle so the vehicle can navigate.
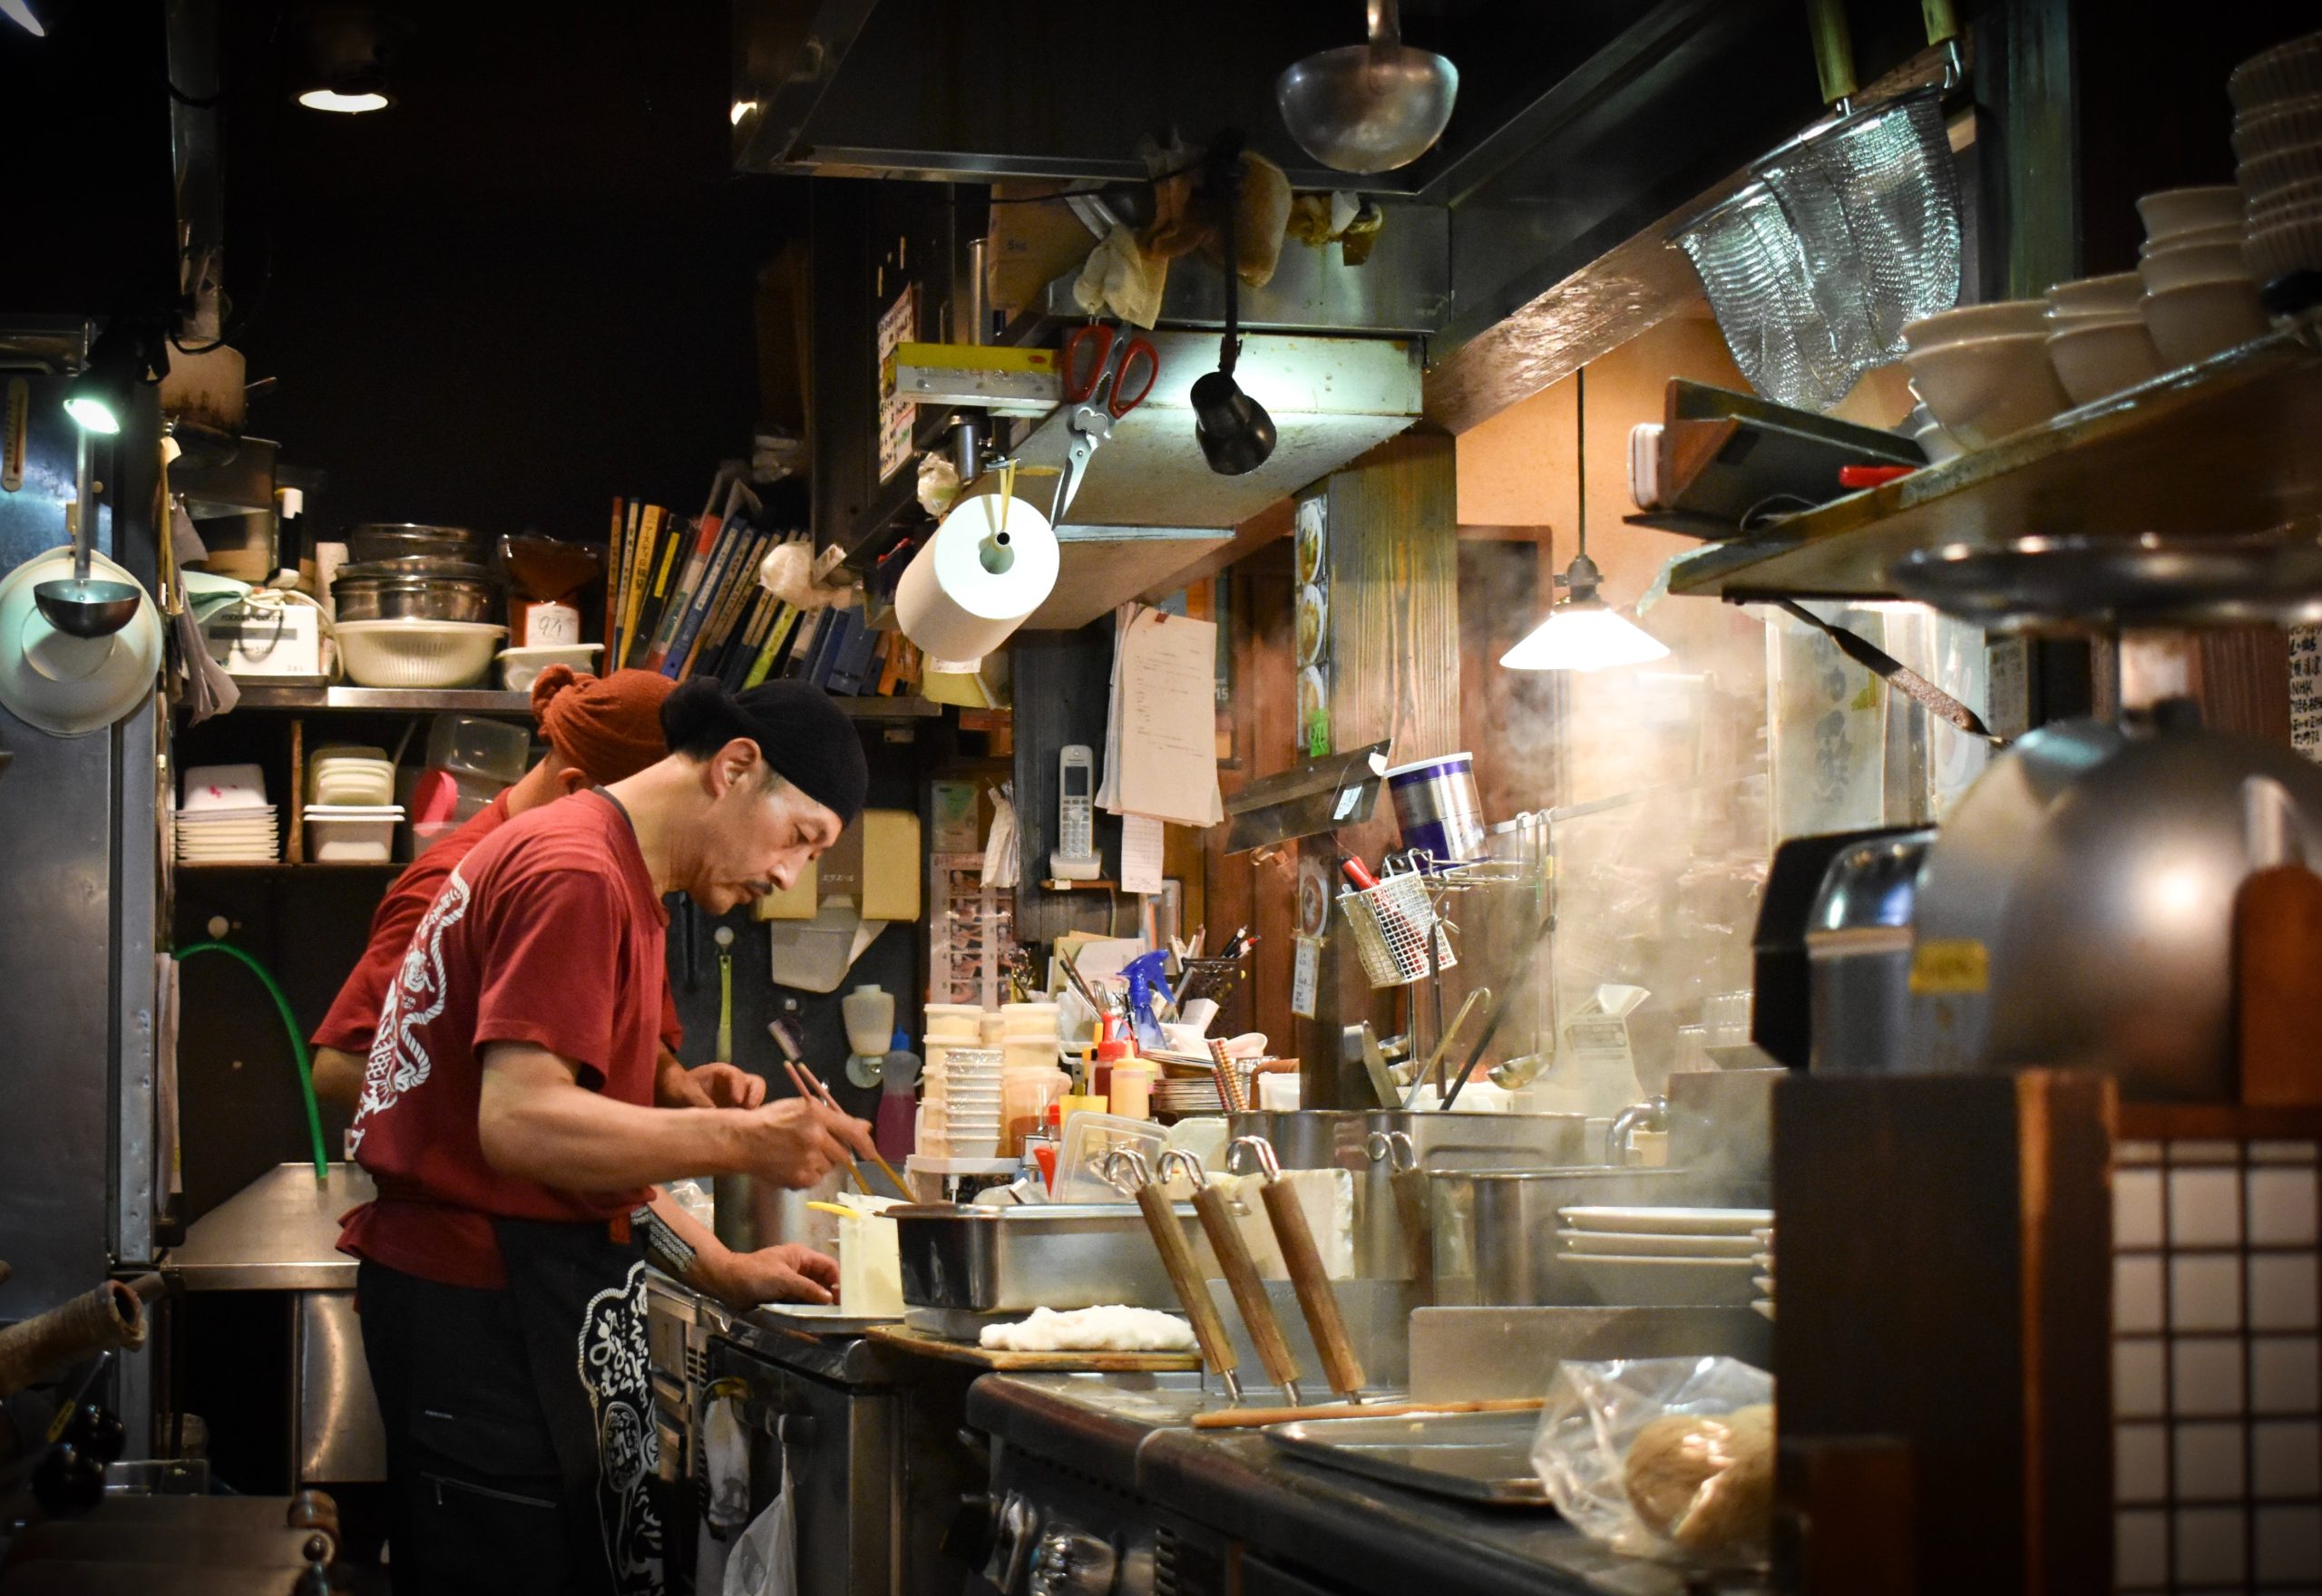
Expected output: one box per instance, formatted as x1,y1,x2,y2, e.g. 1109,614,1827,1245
1275,0,1459,175
36,490,141,641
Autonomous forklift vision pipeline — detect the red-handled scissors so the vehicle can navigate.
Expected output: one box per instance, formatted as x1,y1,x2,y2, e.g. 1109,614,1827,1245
1062,321,1160,419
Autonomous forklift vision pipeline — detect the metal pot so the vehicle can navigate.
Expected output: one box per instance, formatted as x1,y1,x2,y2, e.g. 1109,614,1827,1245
332,559,502,624
1806,829,1934,1073
1427,1166,1769,1307
1360,1111,1593,1279
346,522,484,564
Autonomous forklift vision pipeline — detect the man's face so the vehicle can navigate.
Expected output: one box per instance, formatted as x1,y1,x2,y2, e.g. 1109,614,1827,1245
689,743,845,913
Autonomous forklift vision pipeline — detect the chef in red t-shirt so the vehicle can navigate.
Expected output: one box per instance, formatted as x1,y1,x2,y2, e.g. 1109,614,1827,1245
309,666,755,1119
340,676,879,1596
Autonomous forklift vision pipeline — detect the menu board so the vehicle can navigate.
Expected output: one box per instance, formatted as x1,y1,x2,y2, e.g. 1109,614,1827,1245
875,285,917,482
2291,626,2322,762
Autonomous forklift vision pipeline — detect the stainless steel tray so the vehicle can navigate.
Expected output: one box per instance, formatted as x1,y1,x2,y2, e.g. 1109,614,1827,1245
1266,1408,1552,1505
892,1202,1213,1314
744,1302,902,1337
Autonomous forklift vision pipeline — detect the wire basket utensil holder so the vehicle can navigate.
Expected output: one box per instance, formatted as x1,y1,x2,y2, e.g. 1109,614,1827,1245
1340,869,1459,990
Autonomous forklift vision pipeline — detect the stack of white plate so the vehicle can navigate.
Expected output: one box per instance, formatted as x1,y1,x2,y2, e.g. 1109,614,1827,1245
2232,30,2322,287
1555,1205,1775,1308
176,763,279,864
307,744,397,808
173,803,280,864
1751,1225,1777,1322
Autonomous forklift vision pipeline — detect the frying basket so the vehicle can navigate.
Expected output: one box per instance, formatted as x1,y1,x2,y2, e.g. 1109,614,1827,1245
1340,872,1459,989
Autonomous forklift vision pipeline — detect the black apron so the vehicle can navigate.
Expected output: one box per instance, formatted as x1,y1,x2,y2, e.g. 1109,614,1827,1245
493,1215,664,1596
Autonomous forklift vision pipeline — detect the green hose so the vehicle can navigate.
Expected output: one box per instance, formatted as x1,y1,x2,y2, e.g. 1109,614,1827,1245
176,940,331,1183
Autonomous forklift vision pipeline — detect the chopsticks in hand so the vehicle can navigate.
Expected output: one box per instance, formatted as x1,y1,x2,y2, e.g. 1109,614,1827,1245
784,1059,911,1199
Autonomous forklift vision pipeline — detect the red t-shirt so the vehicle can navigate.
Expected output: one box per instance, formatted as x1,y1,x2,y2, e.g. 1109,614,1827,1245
338,791,673,1289
311,788,681,1057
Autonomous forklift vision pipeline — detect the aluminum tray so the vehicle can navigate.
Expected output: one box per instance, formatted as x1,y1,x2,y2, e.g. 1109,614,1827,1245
1266,1408,1553,1505
891,1202,1213,1314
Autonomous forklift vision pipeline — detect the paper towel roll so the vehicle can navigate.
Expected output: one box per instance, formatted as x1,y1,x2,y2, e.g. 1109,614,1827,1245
896,491,1059,667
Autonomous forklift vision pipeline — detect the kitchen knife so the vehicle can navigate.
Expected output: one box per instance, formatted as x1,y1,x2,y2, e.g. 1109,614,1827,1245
1231,1136,1365,1402
1164,1149,1303,1406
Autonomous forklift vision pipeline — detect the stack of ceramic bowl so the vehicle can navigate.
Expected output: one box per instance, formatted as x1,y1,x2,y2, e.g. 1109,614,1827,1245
2042,272,2162,406
174,763,279,864
2136,186,2268,367
917,1004,985,1159
1898,299,2072,451
2234,32,2322,295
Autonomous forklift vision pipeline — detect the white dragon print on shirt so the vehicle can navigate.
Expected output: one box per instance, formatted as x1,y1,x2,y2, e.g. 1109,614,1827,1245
346,866,473,1155
579,1260,662,1594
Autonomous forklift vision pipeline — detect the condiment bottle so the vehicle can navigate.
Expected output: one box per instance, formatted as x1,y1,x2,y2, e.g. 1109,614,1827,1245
1109,1058,1156,1121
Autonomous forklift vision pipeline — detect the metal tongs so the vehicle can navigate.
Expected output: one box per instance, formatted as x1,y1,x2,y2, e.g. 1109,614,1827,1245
1105,1148,1244,1405
1227,1136,1366,1403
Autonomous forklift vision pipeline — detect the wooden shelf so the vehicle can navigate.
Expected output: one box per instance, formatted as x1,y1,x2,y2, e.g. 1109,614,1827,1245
841,696,943,720
174,860,403,871
1666,321,2322,602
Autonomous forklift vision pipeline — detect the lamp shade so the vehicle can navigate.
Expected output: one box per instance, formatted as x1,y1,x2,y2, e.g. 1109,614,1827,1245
1499,600,1670,672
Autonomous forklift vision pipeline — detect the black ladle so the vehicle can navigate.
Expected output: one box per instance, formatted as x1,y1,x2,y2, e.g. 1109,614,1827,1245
1195,145,1277,477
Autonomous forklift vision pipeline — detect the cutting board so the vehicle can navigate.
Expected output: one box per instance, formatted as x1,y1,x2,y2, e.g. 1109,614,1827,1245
864,1322,1201,1373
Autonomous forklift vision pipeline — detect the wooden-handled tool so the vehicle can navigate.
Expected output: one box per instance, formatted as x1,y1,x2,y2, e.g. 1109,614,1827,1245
1229,1136,1365,1402
1106,1149,1243,1406
1164,1149,1303,1406
1190,1396,1544,1432
1366,1129,1433,1300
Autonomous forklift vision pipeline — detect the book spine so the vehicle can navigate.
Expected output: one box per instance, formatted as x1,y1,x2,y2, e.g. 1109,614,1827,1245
605,497,629,654
643,509,722,672
874,628,904,696
719,589,778,688
662,523,745,679
744,604,799,689
789,606,835,681
615,501,652,665
684,531,767,679
625,507,683,669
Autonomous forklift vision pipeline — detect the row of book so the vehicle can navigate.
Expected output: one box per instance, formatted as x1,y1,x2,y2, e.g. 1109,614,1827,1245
600,474,927,696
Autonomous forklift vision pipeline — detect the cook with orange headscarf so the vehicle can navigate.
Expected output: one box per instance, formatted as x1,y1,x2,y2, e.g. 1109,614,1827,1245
308,667,763,1115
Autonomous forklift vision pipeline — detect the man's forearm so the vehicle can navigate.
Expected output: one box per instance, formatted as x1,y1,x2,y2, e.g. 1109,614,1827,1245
478,1069,748,1189
646,1187,739,1299
311,1046,365,1114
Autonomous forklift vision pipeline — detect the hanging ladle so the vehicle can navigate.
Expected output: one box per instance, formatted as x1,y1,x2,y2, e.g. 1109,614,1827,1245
36,435,140,640
1275,0,1459,175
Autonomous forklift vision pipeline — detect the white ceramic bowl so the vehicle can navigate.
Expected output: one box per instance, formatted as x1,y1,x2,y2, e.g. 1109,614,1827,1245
2138,238,2253,295
2141,221,2246,257
2239,140,2322,201
1901,332,2073,450
2138,185,2247,242
335,619,506,688
2248,213,2322,282
2249,178,2322,229
2046,318,2165,406
2237,93,2322,161
2143,279,2271,366
496,643,603,695
2230,32,2322,113
2044,272,2144,319
1901,299,2049,353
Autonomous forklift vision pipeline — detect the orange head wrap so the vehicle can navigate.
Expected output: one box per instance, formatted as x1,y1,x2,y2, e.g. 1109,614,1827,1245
529,667,675,783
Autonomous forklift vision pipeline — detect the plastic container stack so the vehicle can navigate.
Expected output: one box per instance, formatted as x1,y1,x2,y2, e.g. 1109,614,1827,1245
406,714,530,857
1000,1001,1068,1157
916,1004,989,1161
305,743,403,862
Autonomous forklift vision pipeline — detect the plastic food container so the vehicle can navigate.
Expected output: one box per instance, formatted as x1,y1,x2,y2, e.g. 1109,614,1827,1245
335,620,505,688
498,643,602,695
306,804,405,862
427,714,532,785
1053,1111,1173,1203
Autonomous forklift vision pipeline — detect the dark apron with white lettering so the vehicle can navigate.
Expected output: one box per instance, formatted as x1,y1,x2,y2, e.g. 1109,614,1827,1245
492,1216,663,1596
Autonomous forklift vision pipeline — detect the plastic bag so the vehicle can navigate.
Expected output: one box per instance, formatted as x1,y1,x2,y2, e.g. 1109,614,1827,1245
724,1446,796,1596
1531,1356,1774,1567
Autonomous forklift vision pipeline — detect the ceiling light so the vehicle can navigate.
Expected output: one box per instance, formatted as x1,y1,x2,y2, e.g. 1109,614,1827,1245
2,0,45,37
730,99,759,126
298,84,391,112
1500,367,1669,673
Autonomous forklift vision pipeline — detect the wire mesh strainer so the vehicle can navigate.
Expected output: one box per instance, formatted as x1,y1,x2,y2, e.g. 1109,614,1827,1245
1340,872,1459,989
1673,6,1963,414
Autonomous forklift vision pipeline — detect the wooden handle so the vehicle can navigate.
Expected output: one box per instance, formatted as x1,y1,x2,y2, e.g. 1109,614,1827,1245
1193,1185,1303,1396
1191,1396,1543,1432
1391,1168,1434,1301
2236,865,2322,1107
1259,1178,1365,1398
1808,0,1857,108
1137,1185,1239,1387
1922,0,1959,48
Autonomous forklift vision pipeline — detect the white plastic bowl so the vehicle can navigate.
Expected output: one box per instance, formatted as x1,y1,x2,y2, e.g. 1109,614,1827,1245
497,643,603,695
2143,279,2270,367
335,619,505,688
2138,185,2246,242
1901,332,2073,450
2238,140,2322,203
2137,238,2252,295
2044,272,2144,319
2046,318,2165,406
2236,93,2322,161
2140,221,2245,256
1901,299,2049,353
2247,212,2322,284
306,804,405,863
2230,33,2322,113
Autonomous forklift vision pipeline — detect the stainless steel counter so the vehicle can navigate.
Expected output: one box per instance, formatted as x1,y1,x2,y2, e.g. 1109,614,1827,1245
169,1163,371,1291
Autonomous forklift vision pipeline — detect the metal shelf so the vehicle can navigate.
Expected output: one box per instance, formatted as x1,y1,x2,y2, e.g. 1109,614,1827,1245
1666,320,2322,602
218,685,944,718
